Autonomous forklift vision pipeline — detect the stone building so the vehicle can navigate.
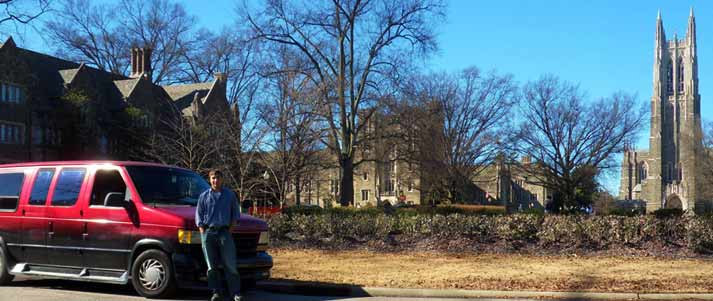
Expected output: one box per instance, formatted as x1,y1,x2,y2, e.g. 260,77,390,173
472,156,550,211
283,111,545,210
0,36,229,163
284,146,423,208
619,10,713,213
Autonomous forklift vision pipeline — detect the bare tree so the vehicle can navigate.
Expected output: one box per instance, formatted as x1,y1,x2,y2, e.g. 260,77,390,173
258,50,325,205
401,67,517,203
139,109,218,173
516,75,645,213
0,0,50,25
43,0,194,84
179,28,241,83
697,121,713,204
246,0,445,206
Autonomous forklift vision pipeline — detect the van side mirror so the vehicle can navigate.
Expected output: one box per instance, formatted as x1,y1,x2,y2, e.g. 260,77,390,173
104,192,127,207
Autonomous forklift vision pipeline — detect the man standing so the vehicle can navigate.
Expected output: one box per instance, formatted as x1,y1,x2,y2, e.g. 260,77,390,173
196,169,242,301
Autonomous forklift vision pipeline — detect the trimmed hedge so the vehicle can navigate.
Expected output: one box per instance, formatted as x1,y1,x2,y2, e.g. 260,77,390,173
281,205,506,217
268,213,713,254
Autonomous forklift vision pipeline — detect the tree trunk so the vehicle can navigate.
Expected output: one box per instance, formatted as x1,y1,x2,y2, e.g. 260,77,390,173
295,176,302,206
340,156,354,206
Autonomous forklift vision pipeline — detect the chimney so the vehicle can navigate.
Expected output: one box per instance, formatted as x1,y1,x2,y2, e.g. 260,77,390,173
130,47,153,79
214,72,227,82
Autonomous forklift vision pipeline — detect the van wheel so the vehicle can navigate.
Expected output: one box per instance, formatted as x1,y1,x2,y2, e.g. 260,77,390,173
0,247,14,285
131,250,177,299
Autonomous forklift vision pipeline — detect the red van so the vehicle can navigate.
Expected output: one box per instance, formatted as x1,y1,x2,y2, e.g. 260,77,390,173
0,161,272,298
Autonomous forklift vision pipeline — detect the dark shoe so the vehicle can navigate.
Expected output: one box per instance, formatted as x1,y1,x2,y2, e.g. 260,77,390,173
233,295,242,301
210,293,223,301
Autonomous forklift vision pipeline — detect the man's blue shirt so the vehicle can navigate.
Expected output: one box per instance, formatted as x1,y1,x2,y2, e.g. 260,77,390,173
195,187,240,228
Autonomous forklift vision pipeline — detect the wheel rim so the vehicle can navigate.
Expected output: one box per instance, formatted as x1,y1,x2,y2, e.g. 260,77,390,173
138,258,165,291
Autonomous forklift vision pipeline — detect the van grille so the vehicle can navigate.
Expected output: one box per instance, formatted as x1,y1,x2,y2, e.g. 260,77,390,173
233,233,259,256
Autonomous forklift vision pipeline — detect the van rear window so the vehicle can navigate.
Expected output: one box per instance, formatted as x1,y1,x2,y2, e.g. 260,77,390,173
0,172,24,211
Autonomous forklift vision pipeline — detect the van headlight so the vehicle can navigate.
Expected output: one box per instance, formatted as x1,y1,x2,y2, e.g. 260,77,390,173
178,229,201,244
257,231,269,251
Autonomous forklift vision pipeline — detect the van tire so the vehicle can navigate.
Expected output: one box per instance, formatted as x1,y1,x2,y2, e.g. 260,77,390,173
0,247,14,285
130,249,177,299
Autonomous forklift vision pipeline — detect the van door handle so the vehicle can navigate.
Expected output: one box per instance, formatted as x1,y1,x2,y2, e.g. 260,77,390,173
82,223,88,240
48,221,54,239
21,209,25,216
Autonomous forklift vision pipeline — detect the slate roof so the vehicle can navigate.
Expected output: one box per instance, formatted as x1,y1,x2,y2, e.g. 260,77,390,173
162,82,213,101
17,48,79,99
3,36,219,116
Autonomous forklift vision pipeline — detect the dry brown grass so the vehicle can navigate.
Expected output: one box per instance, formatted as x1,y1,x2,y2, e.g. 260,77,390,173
270,248,713,292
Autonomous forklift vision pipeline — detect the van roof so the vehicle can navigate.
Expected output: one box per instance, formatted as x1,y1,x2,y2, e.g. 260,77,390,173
0,160,188,170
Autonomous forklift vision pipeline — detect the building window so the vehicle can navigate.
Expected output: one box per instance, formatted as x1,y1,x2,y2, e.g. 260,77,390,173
639,162,648,182
330,179,339,194
0,83,24,104
0,122,24,144
678,57,685,93
361,189,369,201
384,177,394,194
407,179,413,192
666,62,673,95
32,126,41,145
363,172,368,181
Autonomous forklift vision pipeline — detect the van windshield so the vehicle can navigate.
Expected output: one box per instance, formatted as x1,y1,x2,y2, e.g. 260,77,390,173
125,166,210,206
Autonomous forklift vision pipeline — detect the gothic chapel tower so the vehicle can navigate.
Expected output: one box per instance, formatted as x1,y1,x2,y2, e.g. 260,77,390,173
642,9,705,212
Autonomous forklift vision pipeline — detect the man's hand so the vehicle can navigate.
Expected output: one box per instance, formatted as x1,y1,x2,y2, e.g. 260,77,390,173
199,227,204,234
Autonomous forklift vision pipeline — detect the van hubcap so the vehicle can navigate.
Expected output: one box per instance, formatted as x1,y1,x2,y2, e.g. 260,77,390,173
139,259,165,290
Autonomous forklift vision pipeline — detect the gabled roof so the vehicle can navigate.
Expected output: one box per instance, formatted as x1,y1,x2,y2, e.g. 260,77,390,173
2,37,221,116
114,78,142,98
0,36,15,50
16,48,79,99
161,82,213,101
58,68,79,83
58,62,86,84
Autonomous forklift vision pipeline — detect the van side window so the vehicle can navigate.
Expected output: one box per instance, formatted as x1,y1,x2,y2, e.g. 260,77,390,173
51,168,86,206
29,168,55,205
0,172,24,211
91,169,128,207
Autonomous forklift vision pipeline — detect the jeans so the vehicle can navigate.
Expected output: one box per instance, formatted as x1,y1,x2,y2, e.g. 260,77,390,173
201,228,241,296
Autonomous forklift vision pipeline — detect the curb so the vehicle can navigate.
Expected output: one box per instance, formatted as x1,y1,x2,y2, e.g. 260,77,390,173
256,280,713,300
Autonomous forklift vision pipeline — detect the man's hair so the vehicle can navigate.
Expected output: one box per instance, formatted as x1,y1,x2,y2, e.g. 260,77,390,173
209,169,223,178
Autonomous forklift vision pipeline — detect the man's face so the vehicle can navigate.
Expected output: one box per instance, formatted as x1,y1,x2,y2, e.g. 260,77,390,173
210,174,223,190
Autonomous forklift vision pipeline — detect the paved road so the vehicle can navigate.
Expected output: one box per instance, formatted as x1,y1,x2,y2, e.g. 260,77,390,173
0,278,552,301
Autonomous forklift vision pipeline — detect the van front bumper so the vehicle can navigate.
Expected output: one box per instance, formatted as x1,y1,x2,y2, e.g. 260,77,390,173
172,249,273,287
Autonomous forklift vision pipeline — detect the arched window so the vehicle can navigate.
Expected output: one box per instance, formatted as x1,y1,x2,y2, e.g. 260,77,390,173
666,62,674,95
638,162,648,182
678,57,685,93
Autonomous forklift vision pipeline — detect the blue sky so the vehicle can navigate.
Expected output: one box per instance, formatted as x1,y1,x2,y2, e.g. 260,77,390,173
7,0,713,194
